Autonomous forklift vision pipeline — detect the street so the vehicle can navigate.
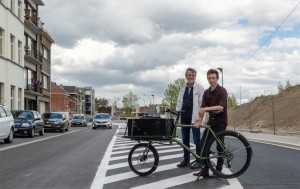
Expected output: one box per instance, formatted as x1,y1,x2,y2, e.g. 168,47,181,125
0,122,299,189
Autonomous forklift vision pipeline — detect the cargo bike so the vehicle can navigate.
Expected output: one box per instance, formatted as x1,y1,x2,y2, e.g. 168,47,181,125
123,110,253,179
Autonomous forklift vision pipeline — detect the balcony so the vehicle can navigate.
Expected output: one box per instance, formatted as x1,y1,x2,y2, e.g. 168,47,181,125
24,45,43,65
24,9,42,34
32,0,45,6
25,84,43,96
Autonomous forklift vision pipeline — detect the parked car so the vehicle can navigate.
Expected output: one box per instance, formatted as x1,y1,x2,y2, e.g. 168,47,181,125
0,105,14,143
71,114,87,127
42,112,69,132
92,113,112,129
11,110,44,137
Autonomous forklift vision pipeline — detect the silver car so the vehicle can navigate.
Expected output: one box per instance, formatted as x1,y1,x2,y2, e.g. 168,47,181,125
92,113,112,129
0,105,14,143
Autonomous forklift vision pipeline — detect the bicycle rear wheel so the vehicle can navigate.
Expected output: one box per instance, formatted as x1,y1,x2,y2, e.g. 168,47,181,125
205,131,252,178
128,143,159,176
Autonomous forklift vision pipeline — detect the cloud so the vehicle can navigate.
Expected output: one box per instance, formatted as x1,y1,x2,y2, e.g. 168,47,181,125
40,0,300,105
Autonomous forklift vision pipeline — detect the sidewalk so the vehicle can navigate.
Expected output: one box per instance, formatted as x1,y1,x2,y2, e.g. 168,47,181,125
239,131,300,150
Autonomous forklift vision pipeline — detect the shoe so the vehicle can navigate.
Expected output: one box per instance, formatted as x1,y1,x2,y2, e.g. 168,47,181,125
192,170,210,178
177,160,189,168
190,162,202,169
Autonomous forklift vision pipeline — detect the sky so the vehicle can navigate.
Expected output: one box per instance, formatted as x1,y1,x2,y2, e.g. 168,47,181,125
39,0,300,107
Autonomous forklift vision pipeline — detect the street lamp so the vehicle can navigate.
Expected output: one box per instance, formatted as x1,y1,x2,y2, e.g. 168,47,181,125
151,94,155,115
217,67,223,87
144,94,152,115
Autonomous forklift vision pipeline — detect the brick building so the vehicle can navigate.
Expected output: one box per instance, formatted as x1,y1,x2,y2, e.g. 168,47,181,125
50,82,76,114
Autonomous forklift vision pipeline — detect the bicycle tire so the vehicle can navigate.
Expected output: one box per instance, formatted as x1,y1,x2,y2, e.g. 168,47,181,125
205,130,252,178
128,143,159,176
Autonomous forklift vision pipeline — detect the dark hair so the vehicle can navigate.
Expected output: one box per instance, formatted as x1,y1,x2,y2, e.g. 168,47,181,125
207,69,219,79
185,67,197,76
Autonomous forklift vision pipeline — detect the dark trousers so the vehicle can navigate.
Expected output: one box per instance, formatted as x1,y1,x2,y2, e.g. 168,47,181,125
201,123,227,173
181,116,201,162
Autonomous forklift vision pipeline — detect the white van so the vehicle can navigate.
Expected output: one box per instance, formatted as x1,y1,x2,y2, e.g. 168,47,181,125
0,105,14,143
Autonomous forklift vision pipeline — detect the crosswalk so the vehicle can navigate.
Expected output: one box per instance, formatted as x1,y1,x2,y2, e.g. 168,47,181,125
91,123,243,189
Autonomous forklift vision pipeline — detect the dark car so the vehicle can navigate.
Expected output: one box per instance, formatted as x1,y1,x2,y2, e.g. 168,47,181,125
92,113,112,129
42,112,69,132
11,110,44,138
71,114,87,127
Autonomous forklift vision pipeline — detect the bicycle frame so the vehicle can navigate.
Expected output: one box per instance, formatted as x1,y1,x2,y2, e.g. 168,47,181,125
168,114,227,162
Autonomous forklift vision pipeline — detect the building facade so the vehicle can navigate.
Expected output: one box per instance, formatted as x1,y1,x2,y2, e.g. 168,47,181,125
64,86,85,114
24,0,53,113
84,86,95,116
0,0,25,109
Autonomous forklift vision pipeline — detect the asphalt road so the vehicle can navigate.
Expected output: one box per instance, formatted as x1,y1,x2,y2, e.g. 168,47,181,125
0,122,299,189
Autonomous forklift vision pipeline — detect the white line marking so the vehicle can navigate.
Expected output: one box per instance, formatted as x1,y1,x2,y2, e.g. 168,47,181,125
108,154,183,170
90,128,118,189
130,173,202,189
104,163,179,184
110,147,193,161
223,178,243,189
248,138,300,151
0,129,84,152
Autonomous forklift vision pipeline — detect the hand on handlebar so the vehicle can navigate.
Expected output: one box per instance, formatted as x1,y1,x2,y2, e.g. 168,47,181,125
194,119,201,128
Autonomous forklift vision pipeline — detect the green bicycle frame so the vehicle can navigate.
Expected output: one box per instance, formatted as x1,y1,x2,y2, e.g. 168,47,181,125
169,122,227,161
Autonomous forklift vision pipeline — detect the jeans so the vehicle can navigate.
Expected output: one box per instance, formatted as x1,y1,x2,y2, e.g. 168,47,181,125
201,123,227,173
181,119,201,162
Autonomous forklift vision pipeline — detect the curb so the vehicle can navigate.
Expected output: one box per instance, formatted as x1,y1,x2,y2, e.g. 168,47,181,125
247,137,300,150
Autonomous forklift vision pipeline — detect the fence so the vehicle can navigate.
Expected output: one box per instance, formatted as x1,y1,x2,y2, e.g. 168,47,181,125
227,96,300,135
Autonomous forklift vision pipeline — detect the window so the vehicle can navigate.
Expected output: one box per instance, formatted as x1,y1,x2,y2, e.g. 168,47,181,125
17,0,22,18
10,0,15,12
0,29,3,56
0,83,3,104
11,86,15,110
18,41,22,64
43,75,48,89
18,88,21,109
10,34,15,61
43,46,50,60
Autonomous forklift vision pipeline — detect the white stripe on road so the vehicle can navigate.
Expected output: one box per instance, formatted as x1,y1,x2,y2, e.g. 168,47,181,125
0,129,85,152
104,163,179,184
108,154,183,170
110,147,194,161
90,128,118,189
131,173,202,189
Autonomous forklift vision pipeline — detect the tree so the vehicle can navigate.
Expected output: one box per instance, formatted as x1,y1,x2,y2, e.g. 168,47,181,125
228,95,238,108
284,80,292,89
162,78,186,110
122,91,138,116
95,98,111,114
277,81,284,93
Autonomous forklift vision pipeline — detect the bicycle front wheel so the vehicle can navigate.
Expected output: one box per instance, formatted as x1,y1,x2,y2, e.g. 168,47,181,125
128,143,159,176
205,131,252,179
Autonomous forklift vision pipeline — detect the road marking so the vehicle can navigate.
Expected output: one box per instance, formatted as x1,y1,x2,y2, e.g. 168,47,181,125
90,128,118,189
110,147,192,161
130,173,202,189
248,138,300,151
0,129,84,152
104,163,179,184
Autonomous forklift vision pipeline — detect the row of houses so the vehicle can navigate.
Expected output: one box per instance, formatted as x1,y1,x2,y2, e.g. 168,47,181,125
0,0,97,116
51,82,96,116
1,0,53,113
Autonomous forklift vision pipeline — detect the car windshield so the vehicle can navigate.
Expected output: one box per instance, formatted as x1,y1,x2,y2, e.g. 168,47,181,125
12,111,33,119
73,115,84,119
43,113,62,119
94,114,109,119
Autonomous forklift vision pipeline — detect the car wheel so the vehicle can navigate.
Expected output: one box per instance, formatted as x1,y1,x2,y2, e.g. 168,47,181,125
65,125,69,131
92,127,96,129
4,128,14,143
29,128,35,138
109,126,112,129
39,127,44,136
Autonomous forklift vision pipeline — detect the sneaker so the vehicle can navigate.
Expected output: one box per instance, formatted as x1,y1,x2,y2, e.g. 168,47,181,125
190,162,202,169
177,160,189,168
